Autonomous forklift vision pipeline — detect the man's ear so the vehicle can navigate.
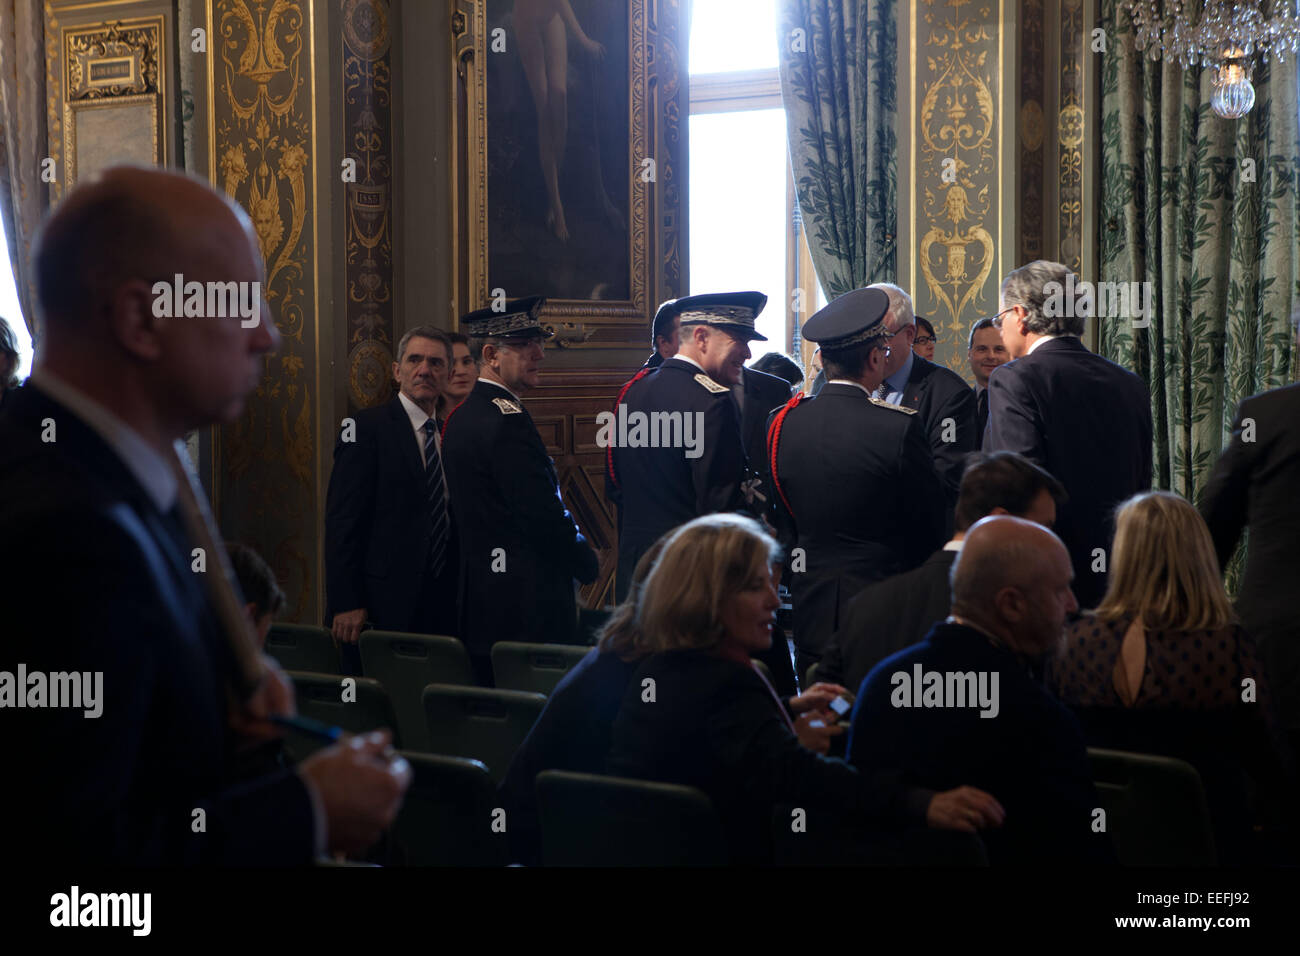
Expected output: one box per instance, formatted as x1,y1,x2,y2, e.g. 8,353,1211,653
994,585,1025,623
109,278,166,360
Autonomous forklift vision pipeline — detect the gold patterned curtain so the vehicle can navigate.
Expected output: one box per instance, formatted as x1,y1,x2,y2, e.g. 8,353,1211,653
0,0,48,334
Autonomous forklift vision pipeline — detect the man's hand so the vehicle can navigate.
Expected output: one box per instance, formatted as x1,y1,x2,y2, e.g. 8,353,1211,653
299,730,412,856
229,654,295,747
925,786,1006,832
332,608,367,644
788,681,849,715
793,711,843,755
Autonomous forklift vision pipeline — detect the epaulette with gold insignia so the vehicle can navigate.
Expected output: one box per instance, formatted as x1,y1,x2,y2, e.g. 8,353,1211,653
492,397,524,415
870,397,917,414
693,372,729,394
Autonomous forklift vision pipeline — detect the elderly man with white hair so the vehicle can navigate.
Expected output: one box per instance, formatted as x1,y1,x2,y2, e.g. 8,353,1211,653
982,260,1152,609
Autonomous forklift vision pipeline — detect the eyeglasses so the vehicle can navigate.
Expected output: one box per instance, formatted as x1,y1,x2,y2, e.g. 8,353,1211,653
988,307,1018,330
913,336,936,346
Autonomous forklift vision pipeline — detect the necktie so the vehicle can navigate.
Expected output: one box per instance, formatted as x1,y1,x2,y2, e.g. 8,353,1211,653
424,419,449,578
977,388,989,425
873,382,890,402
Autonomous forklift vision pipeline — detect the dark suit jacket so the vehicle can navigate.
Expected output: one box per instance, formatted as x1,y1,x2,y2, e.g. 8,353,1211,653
984,337,1152,608
441,380,598,654
497,648,639,865
0,384,315,865
738,365,793,498
899,354,978,514
818,549,957,694
1200,383,1300,731
767,383,944,655
612,358,746,601
324,395,456,632
609,650,933,864
848,621,1113,864
974,385,988,449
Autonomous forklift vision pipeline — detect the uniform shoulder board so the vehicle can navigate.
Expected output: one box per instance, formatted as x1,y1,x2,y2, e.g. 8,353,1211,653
492,397,524,415
870,396,918,414
693,372,729,394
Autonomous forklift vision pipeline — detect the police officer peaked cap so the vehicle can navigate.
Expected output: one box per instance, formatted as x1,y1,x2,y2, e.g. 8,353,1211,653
657,291,768,343
802,287,891,350
461,295,552,338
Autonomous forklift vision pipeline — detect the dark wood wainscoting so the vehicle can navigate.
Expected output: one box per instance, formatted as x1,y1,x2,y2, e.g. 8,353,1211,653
523,368,633,609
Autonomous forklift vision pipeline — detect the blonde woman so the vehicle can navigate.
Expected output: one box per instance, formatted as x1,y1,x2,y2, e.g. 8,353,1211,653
609,513,1005,864
1051,491,1292,863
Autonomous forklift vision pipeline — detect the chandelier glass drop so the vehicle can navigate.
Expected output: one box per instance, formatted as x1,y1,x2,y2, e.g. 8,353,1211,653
1121,1,1300,117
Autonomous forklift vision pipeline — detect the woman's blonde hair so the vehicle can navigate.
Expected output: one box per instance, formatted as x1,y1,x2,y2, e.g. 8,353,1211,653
596,533,670,661
635,513,779,654
1095,491,1234,632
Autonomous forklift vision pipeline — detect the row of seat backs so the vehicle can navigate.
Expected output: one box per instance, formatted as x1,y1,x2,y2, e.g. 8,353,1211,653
380,748,1216,867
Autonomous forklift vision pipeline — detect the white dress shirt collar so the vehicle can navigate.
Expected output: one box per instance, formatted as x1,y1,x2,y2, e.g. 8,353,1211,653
826,378,872,396
477,376,521,402
1026,333,1060,355
31,372,178,513
671,352,706,374
397,389,434,429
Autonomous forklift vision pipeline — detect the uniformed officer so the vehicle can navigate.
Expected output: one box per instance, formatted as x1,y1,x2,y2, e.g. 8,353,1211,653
609,291,767,602
767,287,945,680
441,296,599,684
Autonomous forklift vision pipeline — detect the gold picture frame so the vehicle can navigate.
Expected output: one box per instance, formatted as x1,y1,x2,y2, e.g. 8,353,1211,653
64,93,162,188
452,0,683,349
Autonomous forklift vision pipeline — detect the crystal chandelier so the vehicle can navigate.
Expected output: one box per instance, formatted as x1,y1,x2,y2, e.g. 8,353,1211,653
1122,1,1300,117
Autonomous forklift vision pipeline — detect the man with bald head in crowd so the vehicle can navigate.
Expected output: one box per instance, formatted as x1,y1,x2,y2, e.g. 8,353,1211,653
848,516,1113,864
0,166,410,864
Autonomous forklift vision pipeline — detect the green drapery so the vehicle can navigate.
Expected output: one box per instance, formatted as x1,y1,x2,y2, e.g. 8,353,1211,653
1099,0,1300,504
777,0,897,298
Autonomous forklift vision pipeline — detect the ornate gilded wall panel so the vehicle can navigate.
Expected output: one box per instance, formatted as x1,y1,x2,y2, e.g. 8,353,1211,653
906,0,1009,377
207,0,321,622
1019,0,1045,263
44,3,173,202
1058,0,1085,274
341,0,394,412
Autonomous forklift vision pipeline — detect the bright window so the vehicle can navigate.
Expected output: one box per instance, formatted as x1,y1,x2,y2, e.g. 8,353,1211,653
688,0,822,363
0,216,31,381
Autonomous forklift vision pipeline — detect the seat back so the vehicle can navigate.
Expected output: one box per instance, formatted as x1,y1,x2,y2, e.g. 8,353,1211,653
536,770,727,866
285,671,399,760
360,631,474,751
421,684,546,783
1088,747,1217,865
490,641,589,695
388,753,508,866
266,623,340,674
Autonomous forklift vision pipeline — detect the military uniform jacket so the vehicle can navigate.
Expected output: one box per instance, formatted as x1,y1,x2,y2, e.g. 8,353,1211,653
441,380,598,654
767,382,945,655
611,357,747,600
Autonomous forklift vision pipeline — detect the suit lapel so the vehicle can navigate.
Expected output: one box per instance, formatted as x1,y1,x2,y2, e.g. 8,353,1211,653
388,396,425,482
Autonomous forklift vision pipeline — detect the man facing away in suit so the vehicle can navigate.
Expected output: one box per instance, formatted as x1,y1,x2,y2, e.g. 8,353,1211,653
0,166,409,864
441,297,598,683
326,325,460,669
967,316,1009,449
868,283,978,528
848,516,1113,864
816,451,1065,695
1200,312,1300,751
984,260,1152,610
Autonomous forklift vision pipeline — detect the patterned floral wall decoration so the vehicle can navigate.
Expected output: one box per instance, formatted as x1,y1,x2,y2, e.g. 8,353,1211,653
1058,0,1085,273
1019,0,1044,263
341,0,393,412
209,0,318,621
913,0,1001,376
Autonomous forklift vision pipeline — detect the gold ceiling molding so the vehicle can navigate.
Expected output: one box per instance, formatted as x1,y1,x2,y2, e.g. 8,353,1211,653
914,0,1001,362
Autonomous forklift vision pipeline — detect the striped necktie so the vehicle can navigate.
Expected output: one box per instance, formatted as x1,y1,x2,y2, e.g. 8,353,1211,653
423,419,449,578
873,382,890,402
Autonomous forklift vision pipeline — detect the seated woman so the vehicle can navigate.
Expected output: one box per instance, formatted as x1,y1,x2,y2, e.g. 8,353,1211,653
608,513,1004,864
1050,491,1294,863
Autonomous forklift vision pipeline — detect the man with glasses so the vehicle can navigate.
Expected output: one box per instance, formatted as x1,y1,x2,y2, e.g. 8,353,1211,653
441,296,599,683
984,260,1151,609
868,283,977,527
767,288,944,680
